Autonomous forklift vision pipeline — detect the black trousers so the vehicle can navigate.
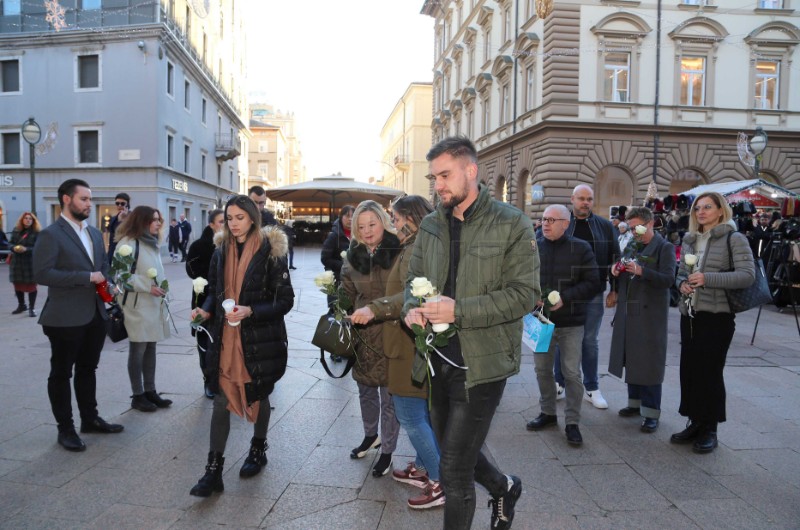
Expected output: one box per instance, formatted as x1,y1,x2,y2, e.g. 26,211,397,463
43,309,107,431
679,312,735,425
430,356,508,530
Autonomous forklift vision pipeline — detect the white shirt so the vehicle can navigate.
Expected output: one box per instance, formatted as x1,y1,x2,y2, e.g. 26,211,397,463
62,214,94,267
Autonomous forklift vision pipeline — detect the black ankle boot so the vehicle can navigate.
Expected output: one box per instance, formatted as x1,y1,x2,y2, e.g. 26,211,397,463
239,437,267,478
144,390,172,408
28,308,36,317
670,420,703,444
190,451,225,497
693,427,718,454
11,304,26,315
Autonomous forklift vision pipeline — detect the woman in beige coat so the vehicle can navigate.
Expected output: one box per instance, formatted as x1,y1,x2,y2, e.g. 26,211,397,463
341,200,401,477
114,206,172,412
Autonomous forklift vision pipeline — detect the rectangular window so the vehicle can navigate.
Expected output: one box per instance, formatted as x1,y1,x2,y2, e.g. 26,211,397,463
77,54,99,89
501,84,510,124
167,134,174,167
185,5,192,36
754,60,779,109
525,65,535,111
78,130,99,164
166,62,174,96
482,99,490,135
184,144,190,173
258,141,268,153
1,132,21,165
201,97,207,123
484,28,492,64
201,153,206,179
680,56,705,106
503,8,511,42
467,108,474,138
759,0,782,7
468,43,475,78
526,0,535,18
604,52,630,103
82,0,101,9
184,80,190,110
258,162,268,179
2,0,21,15
1,59,20,93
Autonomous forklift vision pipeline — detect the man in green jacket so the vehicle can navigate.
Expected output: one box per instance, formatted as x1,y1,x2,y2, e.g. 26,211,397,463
404,136,540,530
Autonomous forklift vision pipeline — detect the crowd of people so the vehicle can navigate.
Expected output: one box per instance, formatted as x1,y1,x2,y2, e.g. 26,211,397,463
18,134,768,529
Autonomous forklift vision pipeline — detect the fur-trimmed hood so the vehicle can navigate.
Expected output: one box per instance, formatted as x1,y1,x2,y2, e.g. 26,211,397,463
213,225,289,259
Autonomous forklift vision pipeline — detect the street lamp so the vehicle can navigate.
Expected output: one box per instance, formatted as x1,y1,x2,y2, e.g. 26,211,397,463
21,117,42,216
749,126,768,180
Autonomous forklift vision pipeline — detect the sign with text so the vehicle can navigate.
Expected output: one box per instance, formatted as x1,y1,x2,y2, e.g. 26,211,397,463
172,179,188,192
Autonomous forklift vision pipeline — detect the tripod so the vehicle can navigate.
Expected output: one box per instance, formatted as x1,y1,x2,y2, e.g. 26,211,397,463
751,234,800,344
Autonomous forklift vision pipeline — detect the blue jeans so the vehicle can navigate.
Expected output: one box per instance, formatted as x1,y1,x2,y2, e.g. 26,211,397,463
430,357,509,530
393,395,441,482
627,384,662,419
555,292,604,391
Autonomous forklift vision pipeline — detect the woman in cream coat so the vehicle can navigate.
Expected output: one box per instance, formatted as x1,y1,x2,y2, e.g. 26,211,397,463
114,206,172,412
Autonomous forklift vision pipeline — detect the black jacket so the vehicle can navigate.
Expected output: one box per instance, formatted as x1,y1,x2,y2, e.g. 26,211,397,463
185,225,216,309
201,227,295,403
321,218,350,281
567,213,620,288
537,234,603,327
168,224,180,245
261,209,277,227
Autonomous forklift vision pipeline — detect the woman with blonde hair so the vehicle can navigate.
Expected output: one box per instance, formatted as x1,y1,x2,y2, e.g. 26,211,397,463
114,206,172,413
9,212,42,317
673,192,754,454
189,195,294,497
341,200,401,477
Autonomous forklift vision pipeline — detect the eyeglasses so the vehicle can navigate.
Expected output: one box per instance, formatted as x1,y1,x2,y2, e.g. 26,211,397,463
541,217,568,225
152,218,163,223
115,202,127,207
693,204,716,212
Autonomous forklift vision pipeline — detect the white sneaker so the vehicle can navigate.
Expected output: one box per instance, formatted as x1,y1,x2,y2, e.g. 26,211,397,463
584,390,608,409
556,384,565,401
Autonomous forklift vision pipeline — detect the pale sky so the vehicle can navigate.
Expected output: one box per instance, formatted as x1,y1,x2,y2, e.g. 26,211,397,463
246,1,434,183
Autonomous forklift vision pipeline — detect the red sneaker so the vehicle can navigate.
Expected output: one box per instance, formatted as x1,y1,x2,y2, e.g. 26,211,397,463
408,480,445,509
391,461,428,489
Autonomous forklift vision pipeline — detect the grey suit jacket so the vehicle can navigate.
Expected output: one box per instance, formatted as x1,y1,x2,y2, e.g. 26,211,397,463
33,216,109,327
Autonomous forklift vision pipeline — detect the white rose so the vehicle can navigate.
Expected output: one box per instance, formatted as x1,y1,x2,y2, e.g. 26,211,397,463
684,254,698,267
192,277,208,294
547,291,561,305
116,244,133,257
635,225,647,236
314,271,335,288
340,251,347,260
410,277,434,298
146,268,158,279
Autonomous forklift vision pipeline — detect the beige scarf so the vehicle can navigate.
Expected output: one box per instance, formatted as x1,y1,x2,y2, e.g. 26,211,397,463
219,233,260,422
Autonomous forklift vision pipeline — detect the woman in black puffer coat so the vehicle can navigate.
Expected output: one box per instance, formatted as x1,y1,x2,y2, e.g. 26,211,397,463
189,195,294,497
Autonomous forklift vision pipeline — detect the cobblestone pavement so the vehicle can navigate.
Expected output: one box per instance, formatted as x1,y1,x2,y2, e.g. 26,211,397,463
0,246,798,529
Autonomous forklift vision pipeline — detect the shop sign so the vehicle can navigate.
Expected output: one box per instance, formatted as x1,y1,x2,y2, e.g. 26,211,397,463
727,191,781,208
172,179,188,192
0,175,14,186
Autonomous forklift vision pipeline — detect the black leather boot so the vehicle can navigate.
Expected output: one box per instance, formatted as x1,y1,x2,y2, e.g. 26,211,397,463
693,426,718,454
239,437,268,478
11,304,26,315
190,451,225,497
670,420,703,444
144,390,173,408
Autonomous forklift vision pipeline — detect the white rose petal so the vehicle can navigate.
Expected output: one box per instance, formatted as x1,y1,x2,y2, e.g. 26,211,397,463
117,244,133,257
547,291,561,305
314,271,335,288
635,225,647,236
192,277,208,294
147,268,158,279
340,250,347,260
410,277,435,298
684,254,698,267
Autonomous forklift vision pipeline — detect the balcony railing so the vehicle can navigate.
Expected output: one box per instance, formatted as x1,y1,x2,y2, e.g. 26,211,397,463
394,154,409,168
216,134,241,161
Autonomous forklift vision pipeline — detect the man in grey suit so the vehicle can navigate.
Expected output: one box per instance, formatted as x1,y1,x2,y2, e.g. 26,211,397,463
33,179,124,452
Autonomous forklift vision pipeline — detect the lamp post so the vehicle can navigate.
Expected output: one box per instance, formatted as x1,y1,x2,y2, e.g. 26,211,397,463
21,117,42,217
749,126,768,180
378,160,400,191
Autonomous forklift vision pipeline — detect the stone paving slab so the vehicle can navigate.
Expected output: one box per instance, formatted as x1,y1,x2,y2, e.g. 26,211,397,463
0,247,798,529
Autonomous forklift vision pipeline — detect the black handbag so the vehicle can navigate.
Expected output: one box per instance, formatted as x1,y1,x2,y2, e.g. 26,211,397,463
312,313,357,358
106,241,139,342
725,232,772,313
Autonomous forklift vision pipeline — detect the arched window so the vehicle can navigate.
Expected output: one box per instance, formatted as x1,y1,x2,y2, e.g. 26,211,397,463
495,175,507,202
518,170,530,211
595,166,634,218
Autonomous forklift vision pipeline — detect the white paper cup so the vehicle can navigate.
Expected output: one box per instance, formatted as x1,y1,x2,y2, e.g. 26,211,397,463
221,298,240,327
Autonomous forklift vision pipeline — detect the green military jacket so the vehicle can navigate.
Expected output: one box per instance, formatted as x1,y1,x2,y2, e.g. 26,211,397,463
403,184,541,389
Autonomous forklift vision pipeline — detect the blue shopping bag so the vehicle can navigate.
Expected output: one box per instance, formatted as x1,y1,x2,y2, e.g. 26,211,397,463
522,311,555,353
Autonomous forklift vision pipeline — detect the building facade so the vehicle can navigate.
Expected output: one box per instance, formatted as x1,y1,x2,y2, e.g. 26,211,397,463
379,82,434,198
422,0,800,218
0,0,248,240
249,104,306,190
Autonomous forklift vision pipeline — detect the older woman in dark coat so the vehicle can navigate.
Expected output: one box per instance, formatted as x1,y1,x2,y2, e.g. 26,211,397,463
9,212,41,317
189,195,294,497
609,207,676,433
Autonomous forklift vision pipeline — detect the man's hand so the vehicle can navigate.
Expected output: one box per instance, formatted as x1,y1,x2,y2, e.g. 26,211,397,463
404,307,427,329
89,272,105,284
350,306,375,325
606,291,618,308
418,295,456,324
549,299,564,312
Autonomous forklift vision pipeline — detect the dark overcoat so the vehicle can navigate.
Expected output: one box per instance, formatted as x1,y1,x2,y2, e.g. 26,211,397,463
608,232,676,386
9,228,38,284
